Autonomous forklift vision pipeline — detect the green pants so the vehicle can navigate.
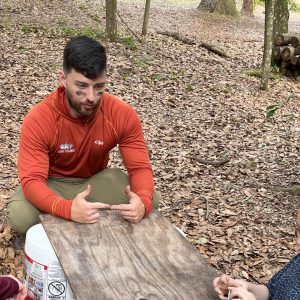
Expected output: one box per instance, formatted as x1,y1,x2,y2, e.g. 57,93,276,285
7,168,159,234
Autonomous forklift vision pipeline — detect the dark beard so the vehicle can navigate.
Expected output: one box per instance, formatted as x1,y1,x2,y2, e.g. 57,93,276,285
66,90,94,117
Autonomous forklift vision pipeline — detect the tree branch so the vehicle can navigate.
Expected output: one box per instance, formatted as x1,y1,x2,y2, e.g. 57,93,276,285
157,30,228,57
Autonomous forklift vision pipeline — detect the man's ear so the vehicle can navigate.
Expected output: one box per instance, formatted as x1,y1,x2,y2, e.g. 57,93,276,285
59,70,66,87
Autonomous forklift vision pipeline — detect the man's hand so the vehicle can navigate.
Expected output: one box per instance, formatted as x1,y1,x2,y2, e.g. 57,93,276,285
71,185,111,223
228,287,256,300
110,186,145,223
213,275,248,300
2,275,27,300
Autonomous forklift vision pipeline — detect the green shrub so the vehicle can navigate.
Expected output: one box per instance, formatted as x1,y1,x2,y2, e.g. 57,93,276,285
117,35,136,50
60,26,105,39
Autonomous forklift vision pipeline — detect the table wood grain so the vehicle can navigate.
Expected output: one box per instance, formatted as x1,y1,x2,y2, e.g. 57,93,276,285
40,211,218,300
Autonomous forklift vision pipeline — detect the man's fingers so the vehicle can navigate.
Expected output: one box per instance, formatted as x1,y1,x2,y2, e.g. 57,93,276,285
122,215,139,223
125,185,136,198
119,210,136,217
88,211,100,219
87,218,99,224
89,208,101,216
85,211,100,222
88,202,111,210
110,203,132,211
79,184,91,198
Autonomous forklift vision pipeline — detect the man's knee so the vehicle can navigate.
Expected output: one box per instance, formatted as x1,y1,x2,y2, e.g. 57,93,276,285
90,168,160,208
7,188,41,234
104,168,129,184
104,168,160,208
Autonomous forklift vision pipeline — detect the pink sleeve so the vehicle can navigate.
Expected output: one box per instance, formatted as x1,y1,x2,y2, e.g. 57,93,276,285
0,276,19,300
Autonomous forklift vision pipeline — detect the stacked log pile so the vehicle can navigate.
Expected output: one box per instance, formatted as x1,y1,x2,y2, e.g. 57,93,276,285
272,34,300,78
272,34,300,79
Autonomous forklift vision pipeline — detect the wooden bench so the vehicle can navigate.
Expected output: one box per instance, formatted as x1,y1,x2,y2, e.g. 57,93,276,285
40,211,218,300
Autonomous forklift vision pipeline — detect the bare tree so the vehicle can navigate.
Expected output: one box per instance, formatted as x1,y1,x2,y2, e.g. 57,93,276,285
273,0,289,40
198,0,218,12
241,0,253,17
260,0,275,91
142,0,151,36
106,0,117,42
198,0,239,17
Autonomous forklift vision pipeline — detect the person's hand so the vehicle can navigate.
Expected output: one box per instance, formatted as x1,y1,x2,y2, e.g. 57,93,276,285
71,185,111,223
110,186,145,223
213,275,248,299
2,275,27,300
14,280,27,300
228,286,256,300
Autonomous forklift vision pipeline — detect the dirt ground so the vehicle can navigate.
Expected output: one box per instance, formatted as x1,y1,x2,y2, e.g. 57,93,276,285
1,0,300,285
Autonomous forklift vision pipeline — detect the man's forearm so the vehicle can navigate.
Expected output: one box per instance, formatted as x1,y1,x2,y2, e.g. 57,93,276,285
248,282,269,300
22,180,72,219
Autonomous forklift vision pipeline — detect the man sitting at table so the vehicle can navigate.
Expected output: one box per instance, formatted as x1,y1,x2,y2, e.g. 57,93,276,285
8,36,159,235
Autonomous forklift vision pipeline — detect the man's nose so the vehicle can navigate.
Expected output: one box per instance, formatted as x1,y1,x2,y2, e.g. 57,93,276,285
86,87,96,102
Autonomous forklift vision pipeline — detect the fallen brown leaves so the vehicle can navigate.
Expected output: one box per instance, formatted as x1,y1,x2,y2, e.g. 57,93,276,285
1,0,300,286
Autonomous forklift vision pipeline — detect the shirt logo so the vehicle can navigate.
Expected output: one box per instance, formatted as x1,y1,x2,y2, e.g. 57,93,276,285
95,140,104,146
58,143,75,153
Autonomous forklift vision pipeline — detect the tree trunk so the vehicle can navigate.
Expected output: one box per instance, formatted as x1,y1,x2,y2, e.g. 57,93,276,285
198,0,218,12
142,0,151,36
106,0,117,42
198,0,238,17
215,0,239,17
273,0,289,40
241,0,253,17
260,0,275,91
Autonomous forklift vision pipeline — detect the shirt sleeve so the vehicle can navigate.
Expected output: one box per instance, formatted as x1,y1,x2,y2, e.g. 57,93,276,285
118,107,154,216
266,254,300,299
18,115,72,219
0,276,19,300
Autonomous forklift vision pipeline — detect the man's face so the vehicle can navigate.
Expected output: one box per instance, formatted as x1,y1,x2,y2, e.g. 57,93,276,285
59,69,106,118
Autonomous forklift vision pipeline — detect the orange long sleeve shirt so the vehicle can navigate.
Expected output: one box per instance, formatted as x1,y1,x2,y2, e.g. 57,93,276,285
18,86,154,219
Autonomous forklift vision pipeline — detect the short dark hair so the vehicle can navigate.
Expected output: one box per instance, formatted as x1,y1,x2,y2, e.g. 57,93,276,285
63,36,107,79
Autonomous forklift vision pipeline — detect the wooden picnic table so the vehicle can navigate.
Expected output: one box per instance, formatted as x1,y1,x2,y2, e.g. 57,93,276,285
40,211,219,300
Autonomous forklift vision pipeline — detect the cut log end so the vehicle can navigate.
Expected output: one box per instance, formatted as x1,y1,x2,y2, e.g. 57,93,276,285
272,34,300,79
291,36,300,48
274,33,291,46
280,46,295,61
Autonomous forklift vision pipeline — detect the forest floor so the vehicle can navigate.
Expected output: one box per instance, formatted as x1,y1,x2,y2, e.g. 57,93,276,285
1,0,300,285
